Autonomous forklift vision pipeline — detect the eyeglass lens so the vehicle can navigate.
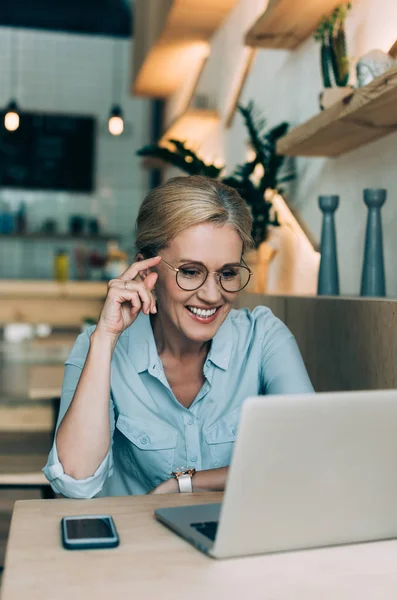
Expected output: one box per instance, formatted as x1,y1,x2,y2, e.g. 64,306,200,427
176,263,251,292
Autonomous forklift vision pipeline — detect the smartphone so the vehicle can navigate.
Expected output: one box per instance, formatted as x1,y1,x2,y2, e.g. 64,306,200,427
61,514,120,550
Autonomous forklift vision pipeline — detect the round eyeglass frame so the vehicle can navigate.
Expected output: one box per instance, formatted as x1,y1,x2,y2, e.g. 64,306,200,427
158,256,253,293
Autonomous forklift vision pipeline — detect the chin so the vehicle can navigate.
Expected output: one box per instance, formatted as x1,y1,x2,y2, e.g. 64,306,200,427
184,328,217,343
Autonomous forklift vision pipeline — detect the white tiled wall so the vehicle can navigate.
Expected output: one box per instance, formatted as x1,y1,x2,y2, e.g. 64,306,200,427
0,27,152,279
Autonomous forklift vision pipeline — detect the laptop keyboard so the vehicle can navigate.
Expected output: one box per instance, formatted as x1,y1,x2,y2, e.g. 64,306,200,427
190,521,219,541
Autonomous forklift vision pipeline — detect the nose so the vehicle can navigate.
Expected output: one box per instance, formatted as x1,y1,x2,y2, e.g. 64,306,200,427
196,272,223,304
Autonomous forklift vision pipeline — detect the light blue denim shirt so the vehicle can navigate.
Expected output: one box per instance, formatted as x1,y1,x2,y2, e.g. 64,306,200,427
43,306,314,498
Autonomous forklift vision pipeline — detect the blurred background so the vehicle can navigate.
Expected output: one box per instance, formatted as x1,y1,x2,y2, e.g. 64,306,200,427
0,0,397,574
0,0,150,281
0,0,395,296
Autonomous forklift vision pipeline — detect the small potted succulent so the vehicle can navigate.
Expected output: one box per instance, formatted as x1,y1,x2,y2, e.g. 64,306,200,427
314,2,353,109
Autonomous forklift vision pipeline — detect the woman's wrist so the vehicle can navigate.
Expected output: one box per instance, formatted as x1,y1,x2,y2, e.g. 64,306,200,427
91,326,120,352
191,467,228,492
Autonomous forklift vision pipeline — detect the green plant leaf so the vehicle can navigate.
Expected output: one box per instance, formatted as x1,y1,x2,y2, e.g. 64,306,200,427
136,101,295,248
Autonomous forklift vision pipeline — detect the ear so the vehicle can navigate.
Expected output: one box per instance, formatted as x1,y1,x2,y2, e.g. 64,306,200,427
136,253,153,281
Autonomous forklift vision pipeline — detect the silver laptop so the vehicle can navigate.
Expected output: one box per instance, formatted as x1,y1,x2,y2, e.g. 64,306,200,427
155,390,397,559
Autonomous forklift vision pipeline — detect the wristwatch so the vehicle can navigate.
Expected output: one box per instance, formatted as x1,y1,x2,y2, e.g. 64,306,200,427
171,467,196,493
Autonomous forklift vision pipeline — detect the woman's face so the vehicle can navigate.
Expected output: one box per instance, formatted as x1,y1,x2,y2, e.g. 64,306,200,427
153,222,244,344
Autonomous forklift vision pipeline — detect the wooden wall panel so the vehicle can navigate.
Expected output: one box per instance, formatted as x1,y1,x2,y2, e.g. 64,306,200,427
285,296,397,392
234,293,286,322
237,293,397,392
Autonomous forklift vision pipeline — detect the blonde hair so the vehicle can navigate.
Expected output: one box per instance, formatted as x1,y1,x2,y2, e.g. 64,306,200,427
135,175,253,256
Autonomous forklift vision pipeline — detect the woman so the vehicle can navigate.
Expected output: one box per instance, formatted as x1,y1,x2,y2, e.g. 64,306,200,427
43,175,313,498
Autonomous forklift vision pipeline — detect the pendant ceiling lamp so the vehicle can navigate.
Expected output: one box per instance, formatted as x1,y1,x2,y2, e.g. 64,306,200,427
4,99,20,132
108,103,124,136
4,30,21,132
108,39,124,136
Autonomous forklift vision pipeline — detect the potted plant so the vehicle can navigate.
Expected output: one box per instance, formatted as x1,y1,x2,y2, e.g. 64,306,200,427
330,3,351,87
137,102,294,292
314,3,353,109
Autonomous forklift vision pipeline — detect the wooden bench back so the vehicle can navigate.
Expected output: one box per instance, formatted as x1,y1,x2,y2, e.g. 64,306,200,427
235,294,397,392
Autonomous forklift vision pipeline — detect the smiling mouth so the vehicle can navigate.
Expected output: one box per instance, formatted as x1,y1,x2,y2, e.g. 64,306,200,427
186,306,220,318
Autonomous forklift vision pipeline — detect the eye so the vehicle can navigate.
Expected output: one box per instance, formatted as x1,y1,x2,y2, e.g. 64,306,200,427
180,267,202,278
221,268,239,280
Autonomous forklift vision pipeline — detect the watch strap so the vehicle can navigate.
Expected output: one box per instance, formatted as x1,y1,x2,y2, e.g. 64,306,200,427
177,473,193,493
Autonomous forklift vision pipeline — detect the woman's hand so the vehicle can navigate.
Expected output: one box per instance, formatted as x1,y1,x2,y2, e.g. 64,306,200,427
96,256,162,340
148,478,179,495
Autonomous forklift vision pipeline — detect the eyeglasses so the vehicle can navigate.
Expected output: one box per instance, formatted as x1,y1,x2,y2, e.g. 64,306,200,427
158,256,253,293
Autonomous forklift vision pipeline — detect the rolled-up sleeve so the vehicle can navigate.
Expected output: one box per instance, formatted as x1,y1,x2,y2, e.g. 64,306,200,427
42,328,115,498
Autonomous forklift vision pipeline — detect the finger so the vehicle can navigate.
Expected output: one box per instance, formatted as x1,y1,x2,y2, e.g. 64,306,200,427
145,273,158,313
128,282,153,315
124,274,158,313
108,284,142,314
108,280,156,315
144,272,158,292
128,291,142,316
120,256,162,281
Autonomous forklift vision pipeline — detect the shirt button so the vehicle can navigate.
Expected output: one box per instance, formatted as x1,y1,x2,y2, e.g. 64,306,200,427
232,427,238,435
140,436,149,445
190,456,198,463
187,418,194,425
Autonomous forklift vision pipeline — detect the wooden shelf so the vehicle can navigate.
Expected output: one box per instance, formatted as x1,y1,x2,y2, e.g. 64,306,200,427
276,65,397,157
0,233,117,241
0,280,107,298
160,108,220,150
245,0,350,50
132,0,239,97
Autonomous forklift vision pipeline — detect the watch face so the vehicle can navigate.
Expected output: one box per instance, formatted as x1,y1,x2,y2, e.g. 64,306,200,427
172,467,195,477
174,466,188,473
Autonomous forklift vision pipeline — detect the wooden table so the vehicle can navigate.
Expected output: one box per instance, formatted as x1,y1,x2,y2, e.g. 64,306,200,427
3,493,397,599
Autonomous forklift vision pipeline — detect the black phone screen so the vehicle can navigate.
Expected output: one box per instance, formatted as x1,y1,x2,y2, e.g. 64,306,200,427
66,517,113,540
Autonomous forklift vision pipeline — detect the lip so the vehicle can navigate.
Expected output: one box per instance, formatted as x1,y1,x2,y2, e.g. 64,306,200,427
185,305,221,325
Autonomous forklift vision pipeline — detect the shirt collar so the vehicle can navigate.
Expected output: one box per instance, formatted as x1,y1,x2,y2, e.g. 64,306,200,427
128,310,233,373
127,312,156,374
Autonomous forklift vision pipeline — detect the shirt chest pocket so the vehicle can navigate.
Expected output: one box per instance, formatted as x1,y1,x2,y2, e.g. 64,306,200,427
203,407,240,468
115,414,178,487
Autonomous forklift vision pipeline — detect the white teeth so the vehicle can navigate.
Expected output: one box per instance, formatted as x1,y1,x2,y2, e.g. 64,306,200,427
187,306,217,318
